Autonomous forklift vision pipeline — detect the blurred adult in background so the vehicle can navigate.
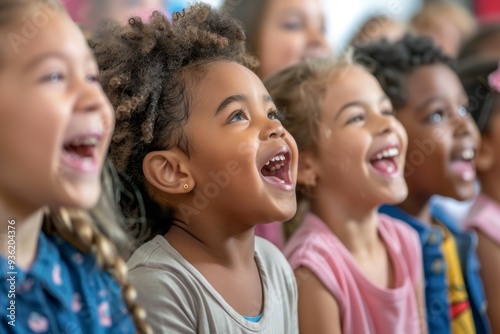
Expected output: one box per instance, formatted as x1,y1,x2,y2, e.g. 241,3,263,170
222,0,332,80
410,0,477,58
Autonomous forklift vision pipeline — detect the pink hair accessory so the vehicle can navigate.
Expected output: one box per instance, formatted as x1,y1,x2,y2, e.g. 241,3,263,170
488,61,500,92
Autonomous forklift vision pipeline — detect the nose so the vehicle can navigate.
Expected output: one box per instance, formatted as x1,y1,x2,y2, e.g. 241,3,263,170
260,117,286,141
74,77,107,114
306,26,331,58
372,111,396,135
453,107,479,139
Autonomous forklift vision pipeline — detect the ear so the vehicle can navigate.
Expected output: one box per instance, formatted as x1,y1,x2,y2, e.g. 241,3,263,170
297,151,318,187
476,136,495,173
143,148,194,195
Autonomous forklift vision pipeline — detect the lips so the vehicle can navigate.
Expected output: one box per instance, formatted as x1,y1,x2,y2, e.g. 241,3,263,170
368,144,402,178
260,148,294,189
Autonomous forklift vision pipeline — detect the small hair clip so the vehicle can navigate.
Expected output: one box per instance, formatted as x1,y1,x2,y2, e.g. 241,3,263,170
488,61,500,92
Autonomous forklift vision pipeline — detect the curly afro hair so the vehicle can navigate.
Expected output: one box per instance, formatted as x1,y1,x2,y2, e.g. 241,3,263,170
91,3,254,240
354,34,453,109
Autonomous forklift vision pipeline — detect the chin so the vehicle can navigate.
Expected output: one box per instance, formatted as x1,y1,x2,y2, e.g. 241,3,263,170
66,184,102,210
269,201,297,222
381,183,409,205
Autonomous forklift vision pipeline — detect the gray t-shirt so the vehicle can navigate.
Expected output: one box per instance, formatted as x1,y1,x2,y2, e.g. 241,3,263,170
128,235,298,333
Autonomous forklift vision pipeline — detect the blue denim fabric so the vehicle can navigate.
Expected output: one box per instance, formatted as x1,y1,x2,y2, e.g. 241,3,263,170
380,204,491,334
0,232,134,333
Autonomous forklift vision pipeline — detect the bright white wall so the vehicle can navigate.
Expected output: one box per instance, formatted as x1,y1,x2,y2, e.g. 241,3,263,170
323,0,423,51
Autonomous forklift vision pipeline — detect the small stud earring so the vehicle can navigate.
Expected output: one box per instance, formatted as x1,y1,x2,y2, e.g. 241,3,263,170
183,184,189,190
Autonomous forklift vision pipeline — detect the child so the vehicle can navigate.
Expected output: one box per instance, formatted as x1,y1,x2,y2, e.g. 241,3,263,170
265,56,426,333
0,0,150,333
92,4,299,333
355,35,491,334
460,57,500,333
223,0,332,248
350,15,408,46
222,0,331,80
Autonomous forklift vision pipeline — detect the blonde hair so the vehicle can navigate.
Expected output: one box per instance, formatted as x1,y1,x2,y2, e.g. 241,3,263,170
0,1,151,333
411,1,477,41
264,53,359,238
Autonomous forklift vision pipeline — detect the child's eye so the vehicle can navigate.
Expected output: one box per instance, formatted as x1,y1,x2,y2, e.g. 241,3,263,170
86,74,100,83
346,114,365,124
228,109,248,123
382,109,396,117
281,21,303,31
41,72,64,83
268,109,283,121
458,105,469,117
425,110,444,123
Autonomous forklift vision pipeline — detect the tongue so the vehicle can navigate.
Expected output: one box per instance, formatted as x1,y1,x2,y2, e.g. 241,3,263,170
371,159,396,174
450,160,475,181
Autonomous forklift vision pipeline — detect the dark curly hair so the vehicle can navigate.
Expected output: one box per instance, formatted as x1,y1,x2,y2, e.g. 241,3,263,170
354,34,453,109
92,3,254,241
458,56,500,134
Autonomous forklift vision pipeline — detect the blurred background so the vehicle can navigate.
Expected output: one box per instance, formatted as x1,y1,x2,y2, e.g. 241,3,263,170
63,0,500,53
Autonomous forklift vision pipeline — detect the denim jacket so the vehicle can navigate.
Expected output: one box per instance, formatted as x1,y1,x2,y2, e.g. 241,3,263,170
0,232,134,333
379,204,491,334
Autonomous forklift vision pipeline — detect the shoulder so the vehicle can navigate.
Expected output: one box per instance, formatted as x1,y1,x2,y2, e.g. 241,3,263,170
379,214,420,243
379,214,423,285
255,236,296,289
127,236,198,294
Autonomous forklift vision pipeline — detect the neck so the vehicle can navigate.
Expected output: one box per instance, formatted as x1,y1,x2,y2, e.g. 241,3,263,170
165,215,256,269
0,200,44,269
479,175,500,203
310,188,380,254
396,193,432,225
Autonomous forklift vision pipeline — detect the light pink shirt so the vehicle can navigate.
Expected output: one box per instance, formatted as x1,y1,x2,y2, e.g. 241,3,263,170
284,213,423,334
464,193,500,244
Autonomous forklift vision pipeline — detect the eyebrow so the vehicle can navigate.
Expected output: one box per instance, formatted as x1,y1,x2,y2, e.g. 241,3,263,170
415,96,441,114
334,96,389,121
23,51,94,72
215,94,273,115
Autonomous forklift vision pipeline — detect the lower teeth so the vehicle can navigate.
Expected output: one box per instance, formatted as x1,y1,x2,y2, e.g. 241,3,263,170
279,179,285,184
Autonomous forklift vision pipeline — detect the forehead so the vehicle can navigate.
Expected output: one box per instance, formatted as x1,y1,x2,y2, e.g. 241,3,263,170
324,66,383,103
403,64,463,103
1,7,90,65
265,0,323,17
191,61,268,106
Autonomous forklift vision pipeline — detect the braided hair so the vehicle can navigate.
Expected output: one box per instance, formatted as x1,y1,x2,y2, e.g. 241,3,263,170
354,34,453,109
92,3,254,241
0,1,151,333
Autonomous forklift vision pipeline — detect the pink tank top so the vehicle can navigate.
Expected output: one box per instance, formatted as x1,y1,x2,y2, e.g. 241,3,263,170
284,213,423,334
464,193,500,244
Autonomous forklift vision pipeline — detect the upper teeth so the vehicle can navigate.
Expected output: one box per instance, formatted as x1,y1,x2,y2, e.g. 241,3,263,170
71,137,98,146
462,149,474,160
265,154,286,171
375,148,399,160
266,154,286,164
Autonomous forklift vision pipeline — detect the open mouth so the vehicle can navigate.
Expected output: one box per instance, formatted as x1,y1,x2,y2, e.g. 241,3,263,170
369,147,400,177
450,148,476,181
61,134,102,173
260,151,293,188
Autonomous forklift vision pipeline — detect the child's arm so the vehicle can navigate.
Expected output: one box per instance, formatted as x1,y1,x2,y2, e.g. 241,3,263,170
475,229,500,333
415,275,428,334
295,266,342,334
